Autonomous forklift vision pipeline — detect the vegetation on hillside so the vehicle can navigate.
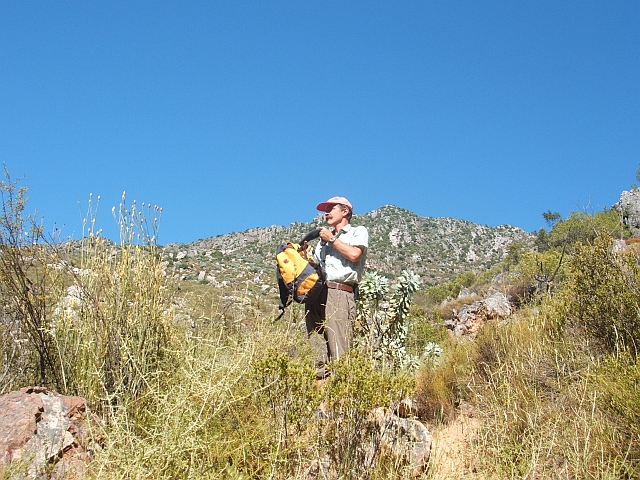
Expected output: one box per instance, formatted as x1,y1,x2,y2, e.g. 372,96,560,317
1,171,639,478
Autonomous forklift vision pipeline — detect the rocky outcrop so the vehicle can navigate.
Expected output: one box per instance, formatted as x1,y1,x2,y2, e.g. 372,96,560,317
370,406,432,477
445,292,513,338
0,387,95,479
613,189,640,237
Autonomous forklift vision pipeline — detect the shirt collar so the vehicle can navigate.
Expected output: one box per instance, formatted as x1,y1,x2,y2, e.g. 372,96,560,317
338,223,353,234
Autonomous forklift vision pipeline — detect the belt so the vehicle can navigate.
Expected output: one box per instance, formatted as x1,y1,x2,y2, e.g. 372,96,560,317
325,281,354,293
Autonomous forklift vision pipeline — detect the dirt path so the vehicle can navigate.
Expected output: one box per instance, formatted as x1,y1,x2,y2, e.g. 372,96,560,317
427,401,482,479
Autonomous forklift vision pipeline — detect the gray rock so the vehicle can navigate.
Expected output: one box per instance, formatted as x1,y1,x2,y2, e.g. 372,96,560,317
370,407,432,477
613,239,627,253
446,292,513,338
483,292,513,318
457,287,473,298
614,189,640,237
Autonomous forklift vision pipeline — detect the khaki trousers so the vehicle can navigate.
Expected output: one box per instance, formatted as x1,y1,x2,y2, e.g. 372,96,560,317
305,286,356,380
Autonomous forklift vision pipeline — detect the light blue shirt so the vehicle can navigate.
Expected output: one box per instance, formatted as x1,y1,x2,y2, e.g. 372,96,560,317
313,224,368,284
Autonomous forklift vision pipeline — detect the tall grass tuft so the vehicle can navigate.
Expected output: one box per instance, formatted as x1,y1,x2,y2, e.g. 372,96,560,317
414,338,472,424
53,193,177,410
0,169,68,392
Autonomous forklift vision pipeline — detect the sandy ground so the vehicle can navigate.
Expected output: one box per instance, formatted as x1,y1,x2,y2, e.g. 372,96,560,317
426,401,483,479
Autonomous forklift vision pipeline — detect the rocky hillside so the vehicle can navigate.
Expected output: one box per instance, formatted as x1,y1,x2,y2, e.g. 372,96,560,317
162,205,533,288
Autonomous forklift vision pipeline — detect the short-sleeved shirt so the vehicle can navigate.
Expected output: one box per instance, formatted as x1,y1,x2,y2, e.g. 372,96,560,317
313,224,368,284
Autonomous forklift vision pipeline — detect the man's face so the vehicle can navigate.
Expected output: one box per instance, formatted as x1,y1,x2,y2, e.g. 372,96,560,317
324,204,348,227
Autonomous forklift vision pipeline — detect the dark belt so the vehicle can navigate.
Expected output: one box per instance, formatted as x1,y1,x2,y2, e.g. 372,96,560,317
326,281,354,293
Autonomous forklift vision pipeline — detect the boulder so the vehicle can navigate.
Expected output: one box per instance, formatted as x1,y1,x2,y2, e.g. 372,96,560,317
0,387,94,479
613,189,640,237
613,239,628,253
446,292,513,338
457,287,473,299
370,408,432,477
483,292,513,318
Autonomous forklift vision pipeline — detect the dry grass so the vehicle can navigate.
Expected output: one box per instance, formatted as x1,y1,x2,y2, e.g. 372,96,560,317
414,338,473,424
468,305,640,478
86,314,417,479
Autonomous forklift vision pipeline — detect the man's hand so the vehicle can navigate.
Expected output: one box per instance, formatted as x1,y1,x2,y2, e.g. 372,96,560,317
318,227,334,242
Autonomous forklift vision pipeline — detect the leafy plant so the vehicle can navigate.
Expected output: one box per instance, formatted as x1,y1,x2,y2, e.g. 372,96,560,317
561,234,640,357
535,208,625,253
356,270,421,369
424,270,476,306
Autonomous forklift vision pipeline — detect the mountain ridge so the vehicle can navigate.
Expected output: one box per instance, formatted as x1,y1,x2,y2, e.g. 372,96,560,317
163,205,533,287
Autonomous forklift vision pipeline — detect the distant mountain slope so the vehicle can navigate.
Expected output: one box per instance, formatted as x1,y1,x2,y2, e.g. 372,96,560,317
163,205,533,286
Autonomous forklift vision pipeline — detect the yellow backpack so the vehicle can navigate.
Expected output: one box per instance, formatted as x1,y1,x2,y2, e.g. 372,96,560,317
276,230,325,319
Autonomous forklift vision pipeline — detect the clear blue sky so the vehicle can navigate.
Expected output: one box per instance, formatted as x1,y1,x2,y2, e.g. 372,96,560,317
1,2,638,244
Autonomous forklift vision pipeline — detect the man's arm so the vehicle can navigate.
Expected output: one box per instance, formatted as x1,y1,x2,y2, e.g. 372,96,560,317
333,239,364,263
318,227,364,263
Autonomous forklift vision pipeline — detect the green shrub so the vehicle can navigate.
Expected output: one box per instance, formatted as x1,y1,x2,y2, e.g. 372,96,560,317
320,351,415,479
404,307,448,360
561,235,640,356
512,248,568,293
424,270,476,306
536,208,625,253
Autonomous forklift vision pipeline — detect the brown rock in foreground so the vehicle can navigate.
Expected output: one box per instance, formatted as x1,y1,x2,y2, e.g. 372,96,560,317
0,387,94,479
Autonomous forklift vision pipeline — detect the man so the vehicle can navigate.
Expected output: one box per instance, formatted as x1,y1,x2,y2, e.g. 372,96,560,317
305,196,368,380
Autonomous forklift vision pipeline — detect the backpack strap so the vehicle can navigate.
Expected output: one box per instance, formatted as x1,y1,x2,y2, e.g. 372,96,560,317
273,309,285,322
299,228,321,244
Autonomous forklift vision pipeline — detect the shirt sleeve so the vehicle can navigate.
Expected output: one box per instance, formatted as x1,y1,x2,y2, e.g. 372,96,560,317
349,226,369,249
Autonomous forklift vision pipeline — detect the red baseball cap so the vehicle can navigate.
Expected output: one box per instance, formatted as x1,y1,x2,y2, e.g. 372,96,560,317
316,196,353,211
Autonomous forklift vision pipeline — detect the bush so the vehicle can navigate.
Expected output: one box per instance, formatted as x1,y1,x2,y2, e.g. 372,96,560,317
89,318,416,479
319,351,415,479
0,170,67,392
561,235,640,357
424,270,476,306
536,209,625,253
512,248,568,294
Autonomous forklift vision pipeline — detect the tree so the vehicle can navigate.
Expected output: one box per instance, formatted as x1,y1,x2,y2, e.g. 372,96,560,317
542,210,562,227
